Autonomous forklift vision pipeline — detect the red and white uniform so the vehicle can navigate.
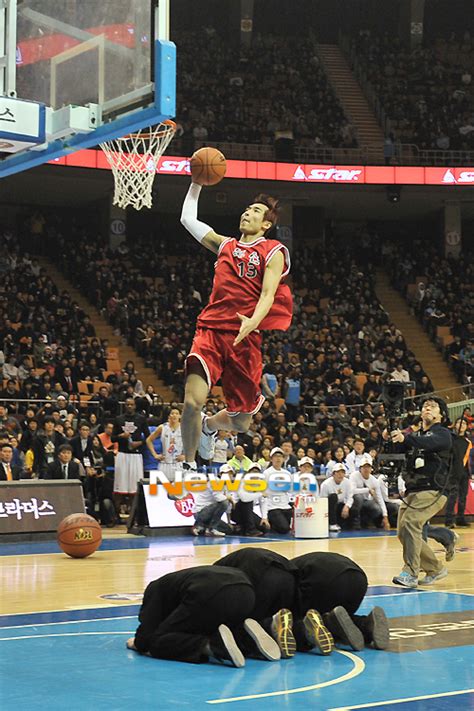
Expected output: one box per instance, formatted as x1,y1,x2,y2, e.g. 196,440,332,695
187,236,293,415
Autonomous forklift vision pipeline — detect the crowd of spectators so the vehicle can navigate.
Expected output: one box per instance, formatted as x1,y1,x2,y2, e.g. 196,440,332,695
350,31,474,152
50,222,441,427
173,30,357,155
1,221,472,531
0,228,167,424
384,239,474,390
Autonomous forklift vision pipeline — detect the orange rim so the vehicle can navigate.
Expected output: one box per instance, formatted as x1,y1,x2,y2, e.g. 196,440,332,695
123,119,176,141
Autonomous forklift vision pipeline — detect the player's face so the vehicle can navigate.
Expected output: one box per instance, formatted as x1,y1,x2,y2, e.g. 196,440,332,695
239,203,272,237
169,409,180,425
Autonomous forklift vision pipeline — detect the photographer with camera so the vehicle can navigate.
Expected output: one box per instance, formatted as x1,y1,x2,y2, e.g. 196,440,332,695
389,396,452,588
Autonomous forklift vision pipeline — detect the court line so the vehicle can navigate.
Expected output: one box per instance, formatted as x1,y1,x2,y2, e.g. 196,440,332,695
327,687,474,710
0,615,136,630
206,650,365,704
364,591,433,598
0,631,134,641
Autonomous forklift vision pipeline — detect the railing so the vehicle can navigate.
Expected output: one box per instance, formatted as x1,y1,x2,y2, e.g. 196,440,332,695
302,384,472,424
190,139,474,167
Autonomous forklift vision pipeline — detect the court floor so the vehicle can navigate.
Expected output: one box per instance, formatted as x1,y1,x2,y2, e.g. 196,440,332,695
1,529,473,710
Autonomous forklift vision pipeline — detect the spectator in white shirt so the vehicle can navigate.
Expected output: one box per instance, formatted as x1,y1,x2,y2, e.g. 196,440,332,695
320,462,355,532
345,439,370,474
192,466,230,537
264,447,293,534
377,473,404,527
349,456,390,531
326,446,350,478
297,455,319,495
232,462,270,537
390,363,410,383
211,430,232,469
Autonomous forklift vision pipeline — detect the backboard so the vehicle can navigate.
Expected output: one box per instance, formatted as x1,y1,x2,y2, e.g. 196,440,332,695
0,0,175,177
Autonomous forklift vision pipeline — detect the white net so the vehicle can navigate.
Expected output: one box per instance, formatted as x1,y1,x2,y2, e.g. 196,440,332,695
99,120,176,210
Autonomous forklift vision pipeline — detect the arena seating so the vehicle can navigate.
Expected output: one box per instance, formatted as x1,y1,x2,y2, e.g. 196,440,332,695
350,32,474,152
383,238,473,390
173,31,357,156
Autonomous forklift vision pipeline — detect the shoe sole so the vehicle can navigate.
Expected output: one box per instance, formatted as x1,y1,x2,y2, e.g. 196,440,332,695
244,619,281,661
392,576,418,588
218,625,245,668
368,607,390,650
445,531,459,562
303,609,335,655
271,609,296,658
327,606,364,651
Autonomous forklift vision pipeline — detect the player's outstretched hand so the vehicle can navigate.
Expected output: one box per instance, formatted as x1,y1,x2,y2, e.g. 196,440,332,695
234,313,257,346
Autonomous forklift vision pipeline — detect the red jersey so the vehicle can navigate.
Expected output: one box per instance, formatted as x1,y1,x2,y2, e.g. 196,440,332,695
197,236,293,332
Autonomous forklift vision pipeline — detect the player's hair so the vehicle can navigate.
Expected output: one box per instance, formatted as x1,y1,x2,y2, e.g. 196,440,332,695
253,194,280,235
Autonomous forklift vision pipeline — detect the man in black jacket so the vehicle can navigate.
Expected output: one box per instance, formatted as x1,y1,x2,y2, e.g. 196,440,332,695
292,552,390,652
126,566,279,666
45,444,92,516
214,548,334,658
445,417,472,528
70,421,94,466
390,396,453,588
35,417,66,477
44,444,83,481
0,443,26,480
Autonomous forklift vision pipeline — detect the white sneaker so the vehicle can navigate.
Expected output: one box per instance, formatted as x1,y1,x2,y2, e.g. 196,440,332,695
206,528,225,537
191,526,205,536
329,524,341,532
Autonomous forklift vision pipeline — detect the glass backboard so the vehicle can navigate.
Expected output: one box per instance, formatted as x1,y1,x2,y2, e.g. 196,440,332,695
0,0,175,177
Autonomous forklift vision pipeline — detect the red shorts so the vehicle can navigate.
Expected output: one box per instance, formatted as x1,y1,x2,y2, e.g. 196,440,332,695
186,328,265,415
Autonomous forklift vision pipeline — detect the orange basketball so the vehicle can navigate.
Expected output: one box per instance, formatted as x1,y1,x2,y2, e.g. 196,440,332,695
57,513,102,558
190,147,227,186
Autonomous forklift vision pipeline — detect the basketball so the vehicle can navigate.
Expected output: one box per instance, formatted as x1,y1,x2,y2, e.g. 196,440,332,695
57,513,102,559
190,147,227,186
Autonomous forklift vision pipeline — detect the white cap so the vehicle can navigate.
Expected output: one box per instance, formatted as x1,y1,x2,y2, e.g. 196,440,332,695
332,462,346,473
270,447,284,457
298,456,314,467
359,454,373,467
219,463,234,474
248,461,262,472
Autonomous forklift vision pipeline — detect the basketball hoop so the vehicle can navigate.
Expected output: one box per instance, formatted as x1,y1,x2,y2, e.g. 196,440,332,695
99,120,176,210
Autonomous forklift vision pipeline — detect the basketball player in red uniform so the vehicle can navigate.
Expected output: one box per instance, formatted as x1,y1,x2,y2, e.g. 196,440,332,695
180,181,293,469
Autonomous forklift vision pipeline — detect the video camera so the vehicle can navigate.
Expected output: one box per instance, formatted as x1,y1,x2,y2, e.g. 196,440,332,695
376,380,415,492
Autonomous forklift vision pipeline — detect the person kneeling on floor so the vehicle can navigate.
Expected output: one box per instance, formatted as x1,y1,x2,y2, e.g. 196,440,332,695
126,566,280,666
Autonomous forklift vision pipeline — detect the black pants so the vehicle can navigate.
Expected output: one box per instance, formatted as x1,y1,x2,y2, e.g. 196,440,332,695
232,501,265,534
385,500,400,528
352,494,383,527
294,569,369,650
445,472,469,523
135,573,255,663
268,508,292,534
327,495,357,527
86,474,116,525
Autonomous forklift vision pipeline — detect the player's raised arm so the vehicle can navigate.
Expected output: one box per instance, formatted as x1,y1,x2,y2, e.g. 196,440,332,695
180,182,226,254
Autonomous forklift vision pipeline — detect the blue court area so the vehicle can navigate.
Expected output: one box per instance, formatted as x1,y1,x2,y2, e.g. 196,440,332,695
1,588,473,711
